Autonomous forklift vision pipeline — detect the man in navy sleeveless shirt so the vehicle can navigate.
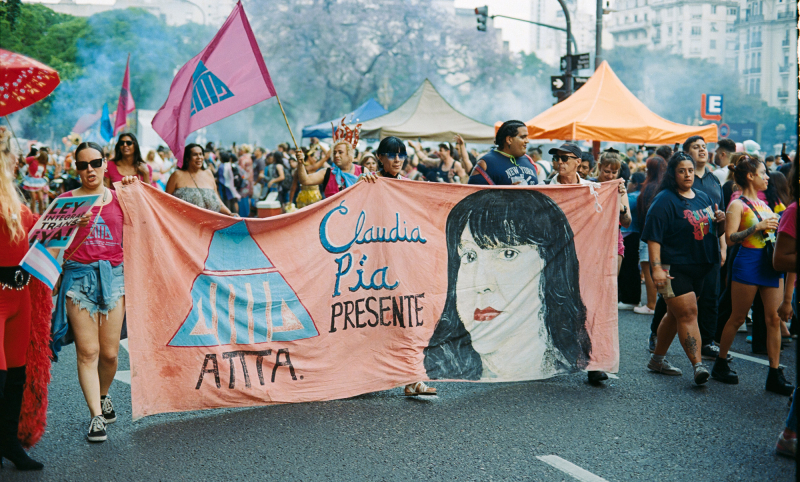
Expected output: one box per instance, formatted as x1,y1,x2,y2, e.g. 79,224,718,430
468,120,538,186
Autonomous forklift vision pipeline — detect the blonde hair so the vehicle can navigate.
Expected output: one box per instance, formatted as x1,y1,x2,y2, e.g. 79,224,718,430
332,140,355,157
0,154,23,243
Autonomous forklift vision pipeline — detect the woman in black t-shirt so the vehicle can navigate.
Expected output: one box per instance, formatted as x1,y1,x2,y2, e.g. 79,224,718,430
641,152,725,386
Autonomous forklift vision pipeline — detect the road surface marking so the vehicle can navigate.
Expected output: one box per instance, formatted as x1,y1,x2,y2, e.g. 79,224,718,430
536,455,609,482
114,370,131,384
120,339,129,352
729,351,786,369
606,373,619,379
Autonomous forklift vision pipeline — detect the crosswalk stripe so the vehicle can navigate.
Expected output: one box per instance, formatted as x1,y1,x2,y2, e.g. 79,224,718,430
536,455,609,482
114,370,131,384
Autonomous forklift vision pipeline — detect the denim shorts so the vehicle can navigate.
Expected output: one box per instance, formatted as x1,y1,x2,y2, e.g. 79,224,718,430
638,239,649,263
65,262,125,318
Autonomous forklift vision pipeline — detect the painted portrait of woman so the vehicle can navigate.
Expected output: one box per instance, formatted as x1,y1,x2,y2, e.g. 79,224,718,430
423,189,592,381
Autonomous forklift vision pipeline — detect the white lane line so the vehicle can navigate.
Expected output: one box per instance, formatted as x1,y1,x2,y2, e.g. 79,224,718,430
729,351,786,369
116,340,131,384
606,373,619,380
114,370,131,384
536,455,609,482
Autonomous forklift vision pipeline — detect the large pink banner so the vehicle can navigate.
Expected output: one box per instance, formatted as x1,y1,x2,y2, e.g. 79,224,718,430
117,180,620,419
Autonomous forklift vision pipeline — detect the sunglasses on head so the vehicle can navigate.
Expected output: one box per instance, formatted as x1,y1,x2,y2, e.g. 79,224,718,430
118,140,134,147
75,158,104,170
384,153,408,161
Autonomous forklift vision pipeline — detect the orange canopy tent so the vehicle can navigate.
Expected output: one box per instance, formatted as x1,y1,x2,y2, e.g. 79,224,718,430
520,61,717,144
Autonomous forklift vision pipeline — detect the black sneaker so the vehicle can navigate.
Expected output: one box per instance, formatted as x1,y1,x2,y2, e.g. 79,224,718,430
587,370,608,384
101,395,116,423
87,415,107,443
648,333,657,354
766,367,795,396
711,357,739,384
701,343,733,362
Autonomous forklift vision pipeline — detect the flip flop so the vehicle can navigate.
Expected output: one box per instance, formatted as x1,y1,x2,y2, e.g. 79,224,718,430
404,381,437,396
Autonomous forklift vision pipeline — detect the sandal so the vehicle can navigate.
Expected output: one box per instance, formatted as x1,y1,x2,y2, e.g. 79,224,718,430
404,381,437,396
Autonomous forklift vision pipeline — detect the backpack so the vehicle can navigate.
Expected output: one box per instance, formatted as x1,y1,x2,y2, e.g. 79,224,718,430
231,164,244,190
280,164,293,191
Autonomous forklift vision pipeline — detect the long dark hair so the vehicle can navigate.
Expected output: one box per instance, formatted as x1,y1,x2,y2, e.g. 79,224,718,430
180,143,205,171
766,171,791,209
637,155,667,222
659,152,695,193
423,189,591,380
113,132,144,167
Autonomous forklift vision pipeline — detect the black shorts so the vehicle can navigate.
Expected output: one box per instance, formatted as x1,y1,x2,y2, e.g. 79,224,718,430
657,263,713,299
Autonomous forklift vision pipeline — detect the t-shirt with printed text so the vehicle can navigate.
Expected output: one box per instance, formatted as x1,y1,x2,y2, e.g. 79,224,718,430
641,188,720,265
61,190,124,266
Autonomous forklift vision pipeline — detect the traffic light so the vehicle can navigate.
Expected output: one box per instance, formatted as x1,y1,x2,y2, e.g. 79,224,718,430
475,6,488,31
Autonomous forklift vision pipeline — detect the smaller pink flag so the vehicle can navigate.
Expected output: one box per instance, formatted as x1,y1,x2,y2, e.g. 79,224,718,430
114,54,135,136
152,1,276,167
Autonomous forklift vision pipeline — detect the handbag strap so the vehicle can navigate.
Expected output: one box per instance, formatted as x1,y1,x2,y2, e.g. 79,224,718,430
472,164,495,185
738,196,771,245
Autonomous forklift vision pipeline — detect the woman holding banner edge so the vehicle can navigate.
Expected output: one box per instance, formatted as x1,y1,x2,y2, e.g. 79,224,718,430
52,142,138,443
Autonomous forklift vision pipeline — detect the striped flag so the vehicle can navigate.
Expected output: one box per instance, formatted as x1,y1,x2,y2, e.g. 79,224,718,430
20,241,62,290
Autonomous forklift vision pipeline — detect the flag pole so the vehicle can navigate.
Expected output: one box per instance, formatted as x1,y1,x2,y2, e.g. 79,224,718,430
275,94,298,150
4,116,24,155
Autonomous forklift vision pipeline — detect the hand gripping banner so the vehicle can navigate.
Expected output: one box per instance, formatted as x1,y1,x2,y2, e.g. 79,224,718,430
117,180,620,419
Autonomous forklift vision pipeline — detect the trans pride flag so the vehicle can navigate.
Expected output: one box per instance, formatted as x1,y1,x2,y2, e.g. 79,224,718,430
151,1,276,167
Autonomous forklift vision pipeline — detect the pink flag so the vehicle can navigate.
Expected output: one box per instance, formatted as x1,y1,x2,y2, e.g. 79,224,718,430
151,1,276,167
114,54,135,136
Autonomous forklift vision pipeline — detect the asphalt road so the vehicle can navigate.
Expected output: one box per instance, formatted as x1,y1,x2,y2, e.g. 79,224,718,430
4,300,797,481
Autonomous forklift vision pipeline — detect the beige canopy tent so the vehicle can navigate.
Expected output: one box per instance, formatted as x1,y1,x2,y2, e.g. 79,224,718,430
360,80,496,143
518,61,718,144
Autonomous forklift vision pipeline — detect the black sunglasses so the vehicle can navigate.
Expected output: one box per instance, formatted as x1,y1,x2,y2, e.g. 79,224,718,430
118,140,134,147
554,154,580,163
75,158,104,170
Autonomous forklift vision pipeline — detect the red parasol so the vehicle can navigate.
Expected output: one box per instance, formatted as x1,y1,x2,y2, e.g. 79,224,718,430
0,49,60,117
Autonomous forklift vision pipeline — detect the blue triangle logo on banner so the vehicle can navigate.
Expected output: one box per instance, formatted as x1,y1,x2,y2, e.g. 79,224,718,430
190,60,234,116
168,222,318,347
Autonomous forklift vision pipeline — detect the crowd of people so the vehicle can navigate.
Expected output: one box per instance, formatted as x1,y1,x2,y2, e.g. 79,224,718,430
0,118,798,471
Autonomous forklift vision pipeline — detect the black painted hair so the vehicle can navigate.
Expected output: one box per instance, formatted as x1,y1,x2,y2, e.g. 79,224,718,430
494,120,526,149
375,136,407,156
423,189,591,380
114,132,144,167
659,152,695,193
728,155,762,189
180,143,205,171
682,135,705,153
75,141,105,160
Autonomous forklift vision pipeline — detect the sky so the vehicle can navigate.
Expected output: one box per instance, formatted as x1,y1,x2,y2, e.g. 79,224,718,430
454,0,533,53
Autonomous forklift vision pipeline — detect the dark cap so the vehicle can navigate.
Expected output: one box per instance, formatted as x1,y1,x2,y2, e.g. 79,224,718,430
548,142,582,159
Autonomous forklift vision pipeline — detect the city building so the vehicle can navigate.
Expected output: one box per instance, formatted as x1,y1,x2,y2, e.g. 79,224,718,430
736,0,798,110
604,0,797,110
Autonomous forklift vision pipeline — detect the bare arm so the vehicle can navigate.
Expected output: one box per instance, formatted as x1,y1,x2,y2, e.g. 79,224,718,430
409,141,440,168
454,135,472,174
165,171,179,195
726,201,779,244
295,151,327,186
618,182,632,228
773,231,796,272
268,164,285,187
